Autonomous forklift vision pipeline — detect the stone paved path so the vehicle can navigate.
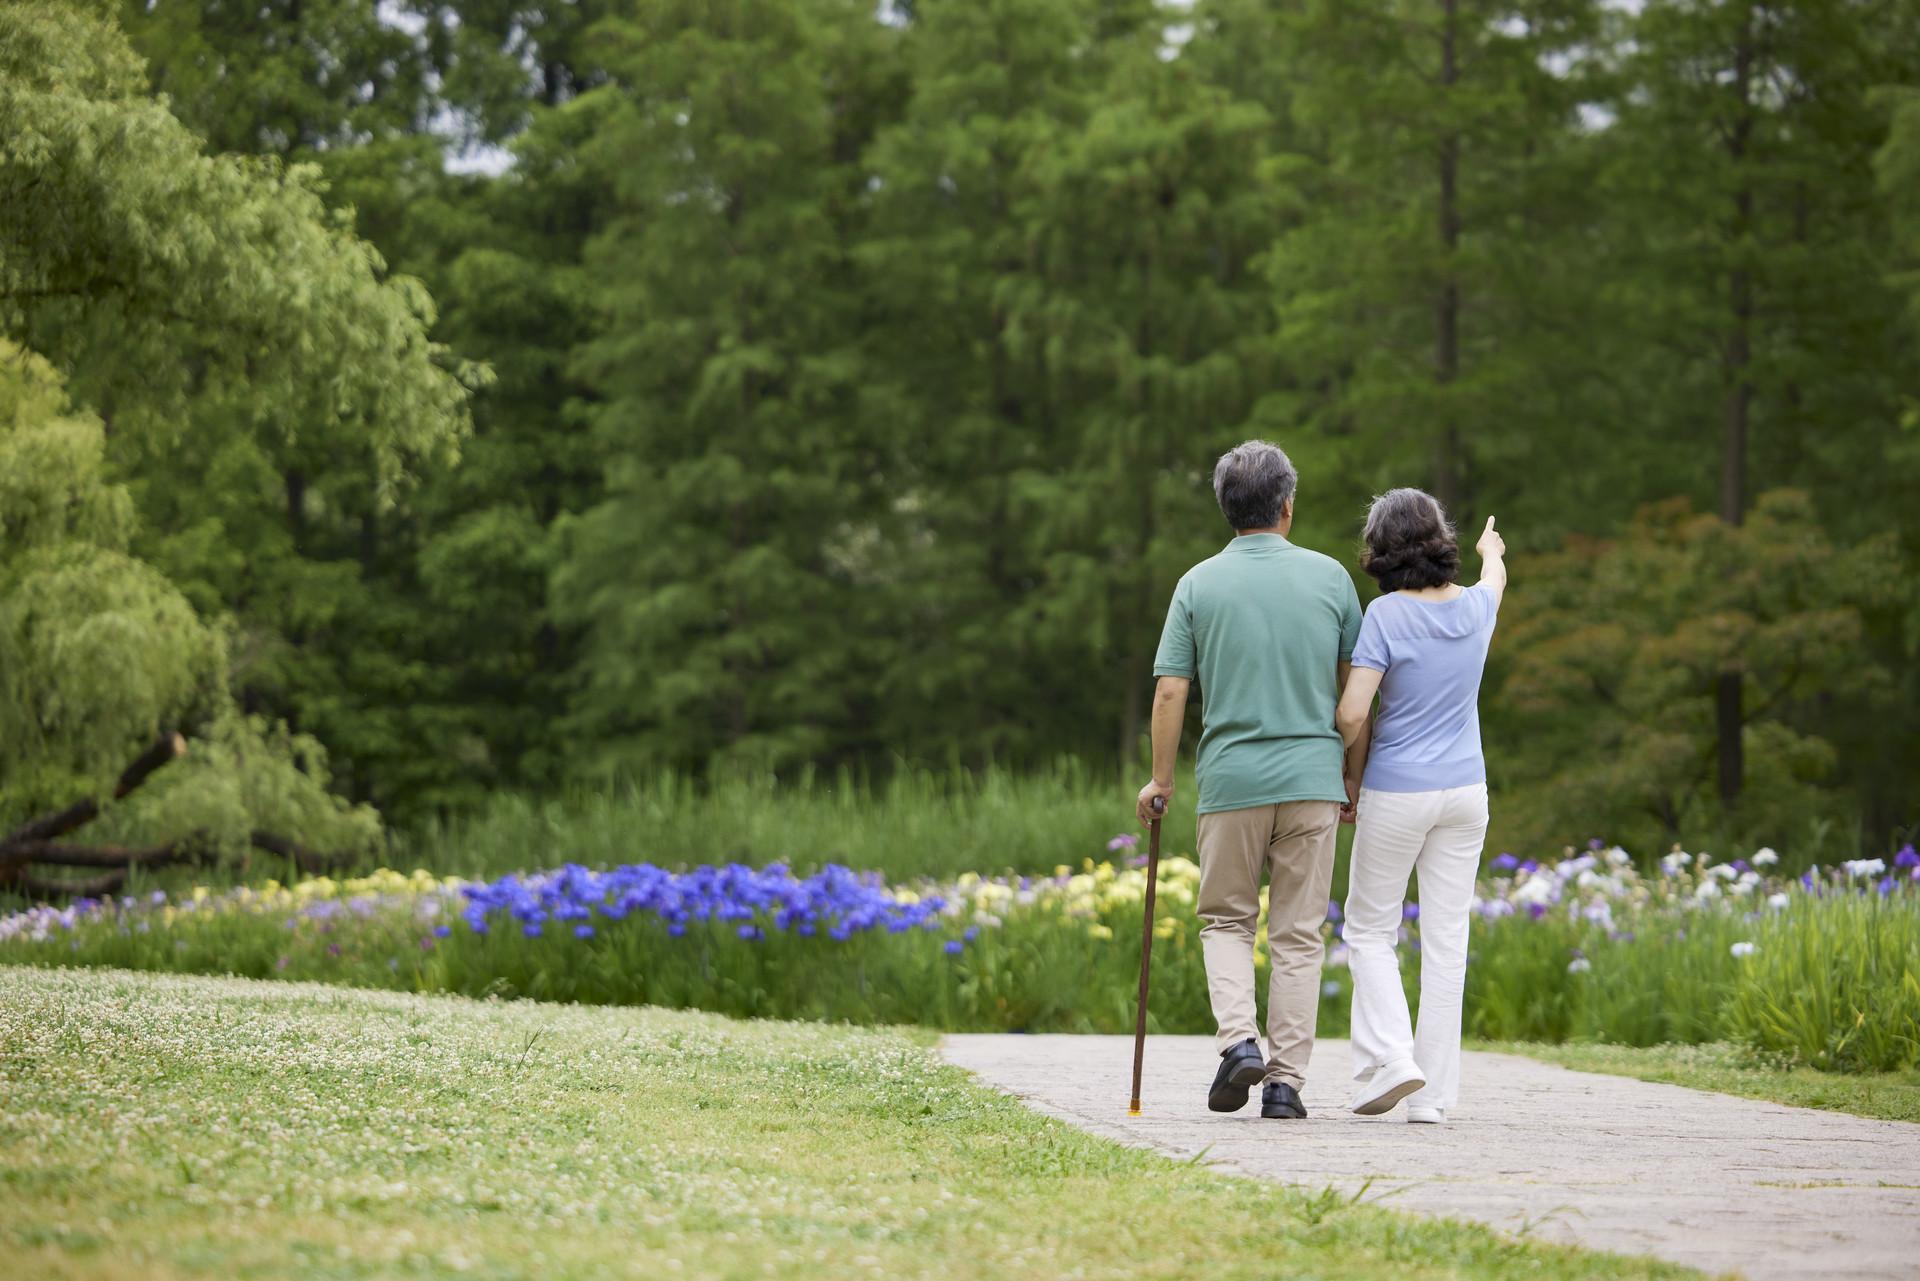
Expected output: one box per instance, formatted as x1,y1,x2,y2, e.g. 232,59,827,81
941,1034,1920,1280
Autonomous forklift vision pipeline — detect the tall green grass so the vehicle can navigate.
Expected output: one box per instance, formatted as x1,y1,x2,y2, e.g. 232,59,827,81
389,764,1166,883
1458,894,1920,1071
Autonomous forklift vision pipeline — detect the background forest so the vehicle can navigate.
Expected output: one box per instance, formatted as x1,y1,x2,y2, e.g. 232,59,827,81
6,0,1920,878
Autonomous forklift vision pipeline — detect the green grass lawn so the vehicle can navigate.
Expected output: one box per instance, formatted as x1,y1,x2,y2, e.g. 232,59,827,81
0,968,1703,1281
1483,1040,1920,1124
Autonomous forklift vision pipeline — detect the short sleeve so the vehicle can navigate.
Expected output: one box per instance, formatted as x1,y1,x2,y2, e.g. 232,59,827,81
1151,577,1197,678
1349,602,1390,672
1337,573,1363,662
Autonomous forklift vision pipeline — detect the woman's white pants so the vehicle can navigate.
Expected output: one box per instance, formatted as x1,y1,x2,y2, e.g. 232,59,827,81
1345,783,1488,1111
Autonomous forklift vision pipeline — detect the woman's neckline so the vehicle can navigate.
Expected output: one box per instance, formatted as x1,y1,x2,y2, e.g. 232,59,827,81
1393,584,1467,605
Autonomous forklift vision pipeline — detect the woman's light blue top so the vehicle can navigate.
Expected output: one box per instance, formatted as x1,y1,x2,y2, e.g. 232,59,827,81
1349,584,1499,793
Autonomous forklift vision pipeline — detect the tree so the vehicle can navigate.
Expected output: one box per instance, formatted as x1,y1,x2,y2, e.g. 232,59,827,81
1598,0,1920,806
552,0,905,773
999,32,1288,768
856,0,1122,768
0,2,472,509
1265,0,1601,536
3,1,482,815
0,339,380,873
0,1,463,848
1487,491,1900,859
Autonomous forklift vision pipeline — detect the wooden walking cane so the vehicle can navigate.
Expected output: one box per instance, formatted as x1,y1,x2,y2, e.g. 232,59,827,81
1128,795,1166,1115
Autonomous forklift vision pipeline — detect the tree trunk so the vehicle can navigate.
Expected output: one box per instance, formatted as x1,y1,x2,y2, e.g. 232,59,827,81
1716,27,1756,807
1434,0,1464,516
286,468,308,556
1119,654,1144,777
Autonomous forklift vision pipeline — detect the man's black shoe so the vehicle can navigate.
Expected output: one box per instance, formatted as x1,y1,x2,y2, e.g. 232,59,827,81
1260,1081,1307,1119
1207,1038,1268,1113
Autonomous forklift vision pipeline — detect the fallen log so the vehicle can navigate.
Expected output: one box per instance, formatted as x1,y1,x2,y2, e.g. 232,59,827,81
1,840,183,868
18,870,130,898
1,732,188,848
115,732,189,798
249,830,354,874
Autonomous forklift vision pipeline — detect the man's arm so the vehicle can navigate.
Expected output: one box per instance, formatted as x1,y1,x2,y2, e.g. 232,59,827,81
1136,676,1190,826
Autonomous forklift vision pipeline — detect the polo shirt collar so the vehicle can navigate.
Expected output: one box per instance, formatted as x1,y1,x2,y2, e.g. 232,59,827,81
1226,533,1293,552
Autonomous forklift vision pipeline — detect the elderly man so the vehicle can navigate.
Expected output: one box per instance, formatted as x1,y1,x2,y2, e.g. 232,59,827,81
1136,441,1361,1119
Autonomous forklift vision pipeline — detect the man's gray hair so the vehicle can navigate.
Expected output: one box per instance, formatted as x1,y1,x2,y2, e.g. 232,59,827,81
1212,440,1298,531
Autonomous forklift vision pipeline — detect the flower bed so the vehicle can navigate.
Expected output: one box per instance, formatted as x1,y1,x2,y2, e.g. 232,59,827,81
4,844,1916,1069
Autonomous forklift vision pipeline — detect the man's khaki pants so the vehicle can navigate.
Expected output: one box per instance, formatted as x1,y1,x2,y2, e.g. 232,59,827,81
1196,800,1339,1089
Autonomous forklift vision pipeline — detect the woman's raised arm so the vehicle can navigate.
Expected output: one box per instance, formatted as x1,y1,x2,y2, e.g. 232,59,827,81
1476,516,1507,605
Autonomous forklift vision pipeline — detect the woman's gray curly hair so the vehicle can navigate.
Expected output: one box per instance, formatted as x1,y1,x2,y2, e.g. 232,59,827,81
1360,488,1460,592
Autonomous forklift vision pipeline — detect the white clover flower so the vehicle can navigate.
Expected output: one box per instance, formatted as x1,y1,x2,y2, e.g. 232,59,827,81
1730,941,1757,958
1752,848,1779,866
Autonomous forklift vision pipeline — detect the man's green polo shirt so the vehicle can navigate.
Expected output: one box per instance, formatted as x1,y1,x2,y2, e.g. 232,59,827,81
1152,534,1363,814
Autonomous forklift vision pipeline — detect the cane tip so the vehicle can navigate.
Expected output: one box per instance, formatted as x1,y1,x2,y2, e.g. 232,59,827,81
1127,1107,1141,1116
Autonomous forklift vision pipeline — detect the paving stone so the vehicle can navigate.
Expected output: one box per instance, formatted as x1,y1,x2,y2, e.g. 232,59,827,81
941,1033,1920,1280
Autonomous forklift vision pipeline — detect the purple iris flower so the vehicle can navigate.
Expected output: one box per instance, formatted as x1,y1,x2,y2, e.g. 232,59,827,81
1894,845,1919,869
455,859,950,949
1402,903,1420,922
434,925,451,937
963,926,979,941
1490,853,1519,871
944,940,964,955
1325,899,1343,923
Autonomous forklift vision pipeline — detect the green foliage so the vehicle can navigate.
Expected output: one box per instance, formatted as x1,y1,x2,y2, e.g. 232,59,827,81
0,341,224,814
0,1,474,493
0,3,461,852
554,0,904,772
94,712,383,862
1267,0,1600,530
1726,893,1920,1071
14,0,1920,849
0,340,383,855
395,764,1160,883
1488,492,1904,855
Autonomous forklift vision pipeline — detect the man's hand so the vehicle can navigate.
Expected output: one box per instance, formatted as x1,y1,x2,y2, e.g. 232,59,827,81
1339,772,1359,824
1136,780,1173,828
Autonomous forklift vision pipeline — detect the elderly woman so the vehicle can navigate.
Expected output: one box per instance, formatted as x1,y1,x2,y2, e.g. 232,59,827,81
1334,490,1506,1123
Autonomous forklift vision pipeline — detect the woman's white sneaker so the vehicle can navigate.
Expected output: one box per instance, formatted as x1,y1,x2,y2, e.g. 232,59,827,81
1348,1059,1426,1116
1406,1106,1445,1124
